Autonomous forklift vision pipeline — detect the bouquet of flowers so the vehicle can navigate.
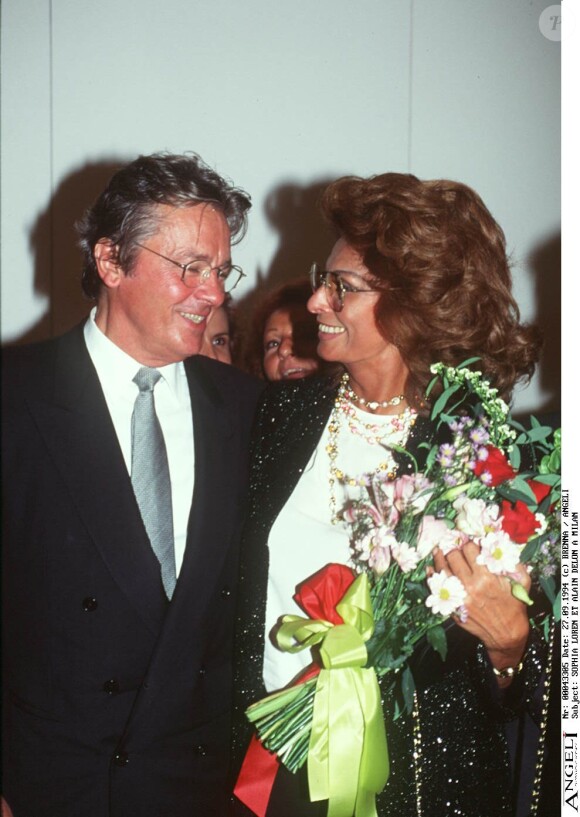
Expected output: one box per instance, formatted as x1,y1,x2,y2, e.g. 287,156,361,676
242,360,560,817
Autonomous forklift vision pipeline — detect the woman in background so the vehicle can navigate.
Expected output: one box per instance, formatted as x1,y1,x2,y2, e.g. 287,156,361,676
200,298,236,365
244,280,324,381
232,173,555,817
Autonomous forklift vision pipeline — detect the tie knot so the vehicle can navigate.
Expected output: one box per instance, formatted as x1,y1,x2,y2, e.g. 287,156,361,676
133,366,162,393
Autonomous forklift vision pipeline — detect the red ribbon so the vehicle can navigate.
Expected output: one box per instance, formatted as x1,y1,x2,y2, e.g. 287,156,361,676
234,735,280,816
233,564,356,815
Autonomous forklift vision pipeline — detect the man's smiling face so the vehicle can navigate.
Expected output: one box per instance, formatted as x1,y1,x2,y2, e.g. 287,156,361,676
96,203,231,366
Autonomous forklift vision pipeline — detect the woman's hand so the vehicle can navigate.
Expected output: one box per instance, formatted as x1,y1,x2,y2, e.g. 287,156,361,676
433,542,531,686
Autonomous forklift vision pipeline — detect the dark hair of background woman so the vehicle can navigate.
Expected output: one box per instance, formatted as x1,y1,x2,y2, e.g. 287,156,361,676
243,279,319,378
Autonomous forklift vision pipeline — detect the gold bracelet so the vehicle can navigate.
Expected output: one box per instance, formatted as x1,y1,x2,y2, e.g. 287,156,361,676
492,658,525,679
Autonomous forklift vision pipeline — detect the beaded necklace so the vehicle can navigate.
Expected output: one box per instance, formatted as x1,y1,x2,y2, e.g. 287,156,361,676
341,396,415,446
327,373,416,524
343,381,405,412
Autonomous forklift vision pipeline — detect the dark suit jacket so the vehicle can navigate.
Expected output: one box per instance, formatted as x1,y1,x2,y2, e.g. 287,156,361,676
2,322,263,817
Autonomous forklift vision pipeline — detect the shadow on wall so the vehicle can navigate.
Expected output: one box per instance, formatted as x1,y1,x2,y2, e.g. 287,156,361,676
4,158,129,346
235,178,336,333
528,231,561,418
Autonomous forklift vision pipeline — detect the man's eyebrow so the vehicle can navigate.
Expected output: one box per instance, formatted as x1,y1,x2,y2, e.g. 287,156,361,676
182,253,233,268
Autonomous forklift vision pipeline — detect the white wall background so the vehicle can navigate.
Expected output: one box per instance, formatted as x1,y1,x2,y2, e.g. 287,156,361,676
1,0,560,414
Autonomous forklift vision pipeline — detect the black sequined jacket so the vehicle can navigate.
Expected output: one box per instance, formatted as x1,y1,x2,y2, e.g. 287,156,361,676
232,374,551,817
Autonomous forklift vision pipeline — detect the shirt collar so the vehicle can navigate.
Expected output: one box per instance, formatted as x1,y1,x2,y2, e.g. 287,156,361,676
84,307,186,401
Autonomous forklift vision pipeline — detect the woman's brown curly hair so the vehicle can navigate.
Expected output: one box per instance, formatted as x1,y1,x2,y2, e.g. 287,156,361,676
321,173,542,404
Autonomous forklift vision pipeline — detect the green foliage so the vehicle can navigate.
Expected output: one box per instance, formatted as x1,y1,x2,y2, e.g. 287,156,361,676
516,426,554,445
532,473,561,486
511,475,541,503
389,443,419,473
366,620,411,671
431,384,461,420
423,443,439,472
401,666,416,716
426,624,448,661
539,574,557,606
552,590,561,623
520,532,549,562
496,483,538,506
405,580,429,600
509,445,522,470
456,356,482,369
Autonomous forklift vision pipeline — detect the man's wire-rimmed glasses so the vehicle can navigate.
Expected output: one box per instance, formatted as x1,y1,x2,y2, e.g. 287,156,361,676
136,243,245,293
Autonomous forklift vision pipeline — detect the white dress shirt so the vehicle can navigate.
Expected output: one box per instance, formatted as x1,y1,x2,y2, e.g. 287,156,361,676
84,308,194,576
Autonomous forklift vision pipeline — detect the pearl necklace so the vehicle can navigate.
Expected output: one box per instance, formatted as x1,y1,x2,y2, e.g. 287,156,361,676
341,397,415,445
343,375,405,413
327,374,416,524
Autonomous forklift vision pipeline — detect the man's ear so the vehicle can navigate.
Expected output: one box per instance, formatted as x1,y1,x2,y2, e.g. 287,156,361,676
94,239,123,288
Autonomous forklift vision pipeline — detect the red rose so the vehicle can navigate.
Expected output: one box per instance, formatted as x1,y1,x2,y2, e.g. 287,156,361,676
500,499,540,543
473,446,517,487
527,479,550,505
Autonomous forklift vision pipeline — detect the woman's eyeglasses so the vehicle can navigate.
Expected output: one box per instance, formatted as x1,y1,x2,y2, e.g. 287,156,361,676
309,262,382,312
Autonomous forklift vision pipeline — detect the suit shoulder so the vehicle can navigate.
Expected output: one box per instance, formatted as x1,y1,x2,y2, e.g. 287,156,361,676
2,325,85,390
2,325,91,424
260,372,337,409
185,355,264,403
2,337,59,392
257,373,337,425
2,336,56,365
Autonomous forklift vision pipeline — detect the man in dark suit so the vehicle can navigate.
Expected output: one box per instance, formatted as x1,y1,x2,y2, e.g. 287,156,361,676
1,153,262,817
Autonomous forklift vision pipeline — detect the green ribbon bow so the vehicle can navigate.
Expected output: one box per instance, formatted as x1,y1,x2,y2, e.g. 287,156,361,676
276,573,389,817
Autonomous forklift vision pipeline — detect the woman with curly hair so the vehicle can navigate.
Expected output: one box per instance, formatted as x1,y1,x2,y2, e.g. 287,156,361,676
232,173,552,817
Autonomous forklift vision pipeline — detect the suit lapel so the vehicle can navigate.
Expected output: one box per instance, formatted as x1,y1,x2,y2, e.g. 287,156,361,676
256,378,336,536
26,325,167,634
174,356,236,609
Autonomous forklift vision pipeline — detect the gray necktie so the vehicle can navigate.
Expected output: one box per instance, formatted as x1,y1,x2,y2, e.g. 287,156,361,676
131,367,176,600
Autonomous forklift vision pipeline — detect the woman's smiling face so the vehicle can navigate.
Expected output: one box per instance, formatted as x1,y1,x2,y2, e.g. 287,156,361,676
262,307,320,382
307,239,394,371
